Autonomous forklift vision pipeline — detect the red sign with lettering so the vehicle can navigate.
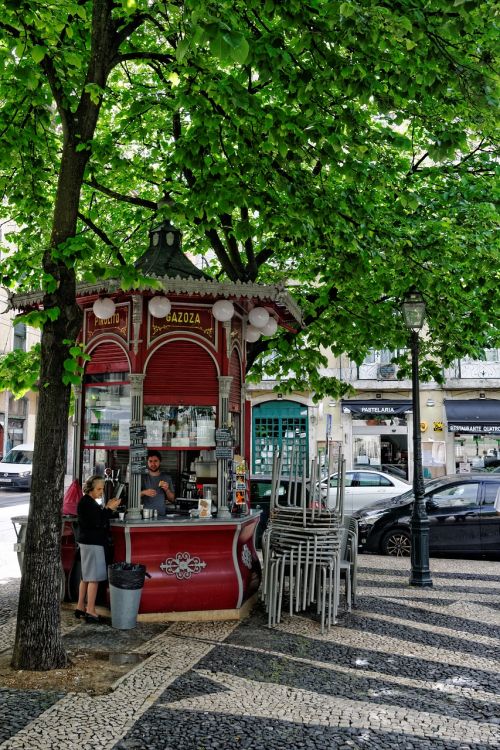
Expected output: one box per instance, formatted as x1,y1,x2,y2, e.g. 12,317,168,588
85,304,129,342
149,305,215,343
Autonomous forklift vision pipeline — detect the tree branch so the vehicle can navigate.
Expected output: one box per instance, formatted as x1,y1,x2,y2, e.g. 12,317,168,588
85,178,158,209
112,51,175,65
77,211,127,265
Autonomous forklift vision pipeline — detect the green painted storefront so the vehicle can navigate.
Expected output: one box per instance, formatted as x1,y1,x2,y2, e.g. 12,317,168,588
252,400,309,475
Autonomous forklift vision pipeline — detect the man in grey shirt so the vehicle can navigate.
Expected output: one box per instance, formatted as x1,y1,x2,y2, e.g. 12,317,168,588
140,450,175,517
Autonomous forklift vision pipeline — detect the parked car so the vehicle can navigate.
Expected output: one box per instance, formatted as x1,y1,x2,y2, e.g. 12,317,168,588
381,464,408,480
0,443,34,490
322,469,410,515
354,474,500,557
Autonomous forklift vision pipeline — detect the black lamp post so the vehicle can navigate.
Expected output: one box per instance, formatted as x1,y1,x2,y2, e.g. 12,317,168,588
402,289,433,587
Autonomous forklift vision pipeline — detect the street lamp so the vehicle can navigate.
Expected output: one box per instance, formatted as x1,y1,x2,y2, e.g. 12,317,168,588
402,288,433,587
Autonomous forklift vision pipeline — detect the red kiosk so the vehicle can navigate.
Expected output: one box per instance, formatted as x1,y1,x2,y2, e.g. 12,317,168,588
66,221,301,619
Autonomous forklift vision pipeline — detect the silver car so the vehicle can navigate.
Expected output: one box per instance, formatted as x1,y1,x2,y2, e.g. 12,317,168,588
323,469,410,515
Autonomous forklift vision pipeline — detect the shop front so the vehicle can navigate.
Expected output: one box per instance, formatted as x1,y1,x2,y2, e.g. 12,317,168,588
341,399,412,479
445,398,500,473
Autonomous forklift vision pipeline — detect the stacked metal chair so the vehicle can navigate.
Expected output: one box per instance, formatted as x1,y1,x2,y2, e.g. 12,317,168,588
338,515,359,612
262,447,349,632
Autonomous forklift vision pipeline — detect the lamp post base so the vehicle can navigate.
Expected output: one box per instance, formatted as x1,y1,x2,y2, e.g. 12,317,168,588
409,518,433,587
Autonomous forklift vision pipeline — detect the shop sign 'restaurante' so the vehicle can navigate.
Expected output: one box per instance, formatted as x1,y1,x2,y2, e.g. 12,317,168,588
449,423,500,434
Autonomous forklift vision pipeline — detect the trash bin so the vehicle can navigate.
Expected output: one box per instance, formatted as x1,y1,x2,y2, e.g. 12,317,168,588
108,562,150,630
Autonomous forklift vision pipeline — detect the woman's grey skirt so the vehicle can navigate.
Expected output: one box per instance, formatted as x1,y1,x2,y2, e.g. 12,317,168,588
79,543,107,582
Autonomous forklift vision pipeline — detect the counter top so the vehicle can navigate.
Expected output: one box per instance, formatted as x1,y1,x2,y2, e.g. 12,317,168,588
110,510,261,528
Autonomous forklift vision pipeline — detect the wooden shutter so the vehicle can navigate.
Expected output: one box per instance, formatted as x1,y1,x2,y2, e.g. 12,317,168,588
85,342,129,374
144,340,219,405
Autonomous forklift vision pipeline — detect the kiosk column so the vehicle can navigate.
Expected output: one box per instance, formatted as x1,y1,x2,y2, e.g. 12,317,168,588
128,373,146,519
72,384,83,481
218,375,233,513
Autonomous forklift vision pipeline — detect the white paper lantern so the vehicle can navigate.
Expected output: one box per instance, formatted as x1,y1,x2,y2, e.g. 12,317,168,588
148,296,171,318
212,299,235,322
248,306,270,329
245,325,261,342
92,297,116,320
261,317,278,336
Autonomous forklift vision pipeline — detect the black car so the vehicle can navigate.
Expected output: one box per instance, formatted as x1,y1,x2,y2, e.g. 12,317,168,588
354,474,500,557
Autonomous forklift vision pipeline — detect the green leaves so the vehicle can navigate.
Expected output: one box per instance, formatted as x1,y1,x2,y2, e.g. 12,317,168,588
0,0,496,401
176,19,249,65
62,340,89,386
30,45,47,63
0,345,41,398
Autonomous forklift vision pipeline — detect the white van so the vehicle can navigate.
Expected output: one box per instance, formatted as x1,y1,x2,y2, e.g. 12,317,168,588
0,443,34,490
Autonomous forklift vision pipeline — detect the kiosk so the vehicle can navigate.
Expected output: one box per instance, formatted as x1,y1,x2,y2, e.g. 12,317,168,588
17,222,302,618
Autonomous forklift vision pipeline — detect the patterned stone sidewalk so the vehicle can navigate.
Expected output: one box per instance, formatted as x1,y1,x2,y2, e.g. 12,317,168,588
0,555,499,750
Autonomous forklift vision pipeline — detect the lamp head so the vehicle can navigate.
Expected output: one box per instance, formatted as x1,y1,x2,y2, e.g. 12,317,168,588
93,297,116,320
402,288,426,331
148,296,171,318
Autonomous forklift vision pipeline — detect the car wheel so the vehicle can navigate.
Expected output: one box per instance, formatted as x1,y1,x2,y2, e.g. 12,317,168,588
381,528,411,557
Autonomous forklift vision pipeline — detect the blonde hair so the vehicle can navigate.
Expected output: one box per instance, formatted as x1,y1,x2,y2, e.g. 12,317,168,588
83,474,104,494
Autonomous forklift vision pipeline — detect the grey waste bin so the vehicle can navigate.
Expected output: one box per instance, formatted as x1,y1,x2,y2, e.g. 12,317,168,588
108,563,150,630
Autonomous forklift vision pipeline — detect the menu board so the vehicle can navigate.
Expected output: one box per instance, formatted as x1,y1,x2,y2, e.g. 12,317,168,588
131,447,148,474
130,424,147,474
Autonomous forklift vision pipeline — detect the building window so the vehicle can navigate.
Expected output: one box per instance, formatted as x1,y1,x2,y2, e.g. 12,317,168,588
13,323,26,352
8,395,27,417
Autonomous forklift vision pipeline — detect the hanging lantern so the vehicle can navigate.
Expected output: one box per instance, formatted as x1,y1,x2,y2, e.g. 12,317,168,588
212,299,235,322
148,296,171,318
92,297,116,320
245,325,261,343
248,306,270,329
261,316,278,336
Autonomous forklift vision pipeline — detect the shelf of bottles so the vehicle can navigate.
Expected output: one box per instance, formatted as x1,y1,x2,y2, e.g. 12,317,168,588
228,456,249,516
84,382,131,446
142,405,216,449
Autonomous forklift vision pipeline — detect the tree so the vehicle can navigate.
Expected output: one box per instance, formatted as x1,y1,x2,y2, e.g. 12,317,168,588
0,0,497,669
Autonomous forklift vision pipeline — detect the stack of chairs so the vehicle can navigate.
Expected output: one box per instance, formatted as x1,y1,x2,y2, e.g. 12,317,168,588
338,515,359,612
262,448,356,632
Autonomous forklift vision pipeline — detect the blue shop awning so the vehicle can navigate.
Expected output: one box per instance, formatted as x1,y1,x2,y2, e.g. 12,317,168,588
445,399,500,434
341,399,412,417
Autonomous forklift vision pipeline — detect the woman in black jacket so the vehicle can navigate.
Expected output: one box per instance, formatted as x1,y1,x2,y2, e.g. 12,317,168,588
75,475,120,623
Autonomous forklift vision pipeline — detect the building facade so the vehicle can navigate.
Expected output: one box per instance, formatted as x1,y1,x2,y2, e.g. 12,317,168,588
249,348,500,480
0,223,40,455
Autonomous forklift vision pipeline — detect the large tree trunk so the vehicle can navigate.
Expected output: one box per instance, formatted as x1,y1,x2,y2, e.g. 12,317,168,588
11,145,88,669
11,298,82,669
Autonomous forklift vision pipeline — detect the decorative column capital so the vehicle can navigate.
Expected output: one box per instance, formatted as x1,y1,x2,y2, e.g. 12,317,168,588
218,375,233,399
129,373,146,393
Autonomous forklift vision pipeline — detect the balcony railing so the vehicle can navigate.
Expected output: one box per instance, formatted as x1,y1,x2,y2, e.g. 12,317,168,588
444,360,500,380
356,362,399,380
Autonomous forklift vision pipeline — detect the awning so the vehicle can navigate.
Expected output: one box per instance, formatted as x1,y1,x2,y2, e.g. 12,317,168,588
445,399,500,434
341,399,412,417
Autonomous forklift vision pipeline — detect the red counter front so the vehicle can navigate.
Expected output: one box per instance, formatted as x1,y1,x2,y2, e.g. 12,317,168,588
109,511,261,614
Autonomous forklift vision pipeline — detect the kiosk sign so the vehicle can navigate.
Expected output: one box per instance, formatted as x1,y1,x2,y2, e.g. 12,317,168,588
130,424,148,473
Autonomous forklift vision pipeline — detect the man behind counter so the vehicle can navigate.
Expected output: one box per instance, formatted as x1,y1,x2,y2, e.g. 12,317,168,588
140,450,175,517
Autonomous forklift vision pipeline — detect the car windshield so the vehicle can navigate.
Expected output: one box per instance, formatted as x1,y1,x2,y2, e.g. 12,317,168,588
1,449,33,464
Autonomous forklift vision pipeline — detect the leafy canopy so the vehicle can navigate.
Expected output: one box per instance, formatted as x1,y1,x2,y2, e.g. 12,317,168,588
0,0,498,397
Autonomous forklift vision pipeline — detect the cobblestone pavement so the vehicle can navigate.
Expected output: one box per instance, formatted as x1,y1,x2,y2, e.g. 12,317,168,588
0,555,499,750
